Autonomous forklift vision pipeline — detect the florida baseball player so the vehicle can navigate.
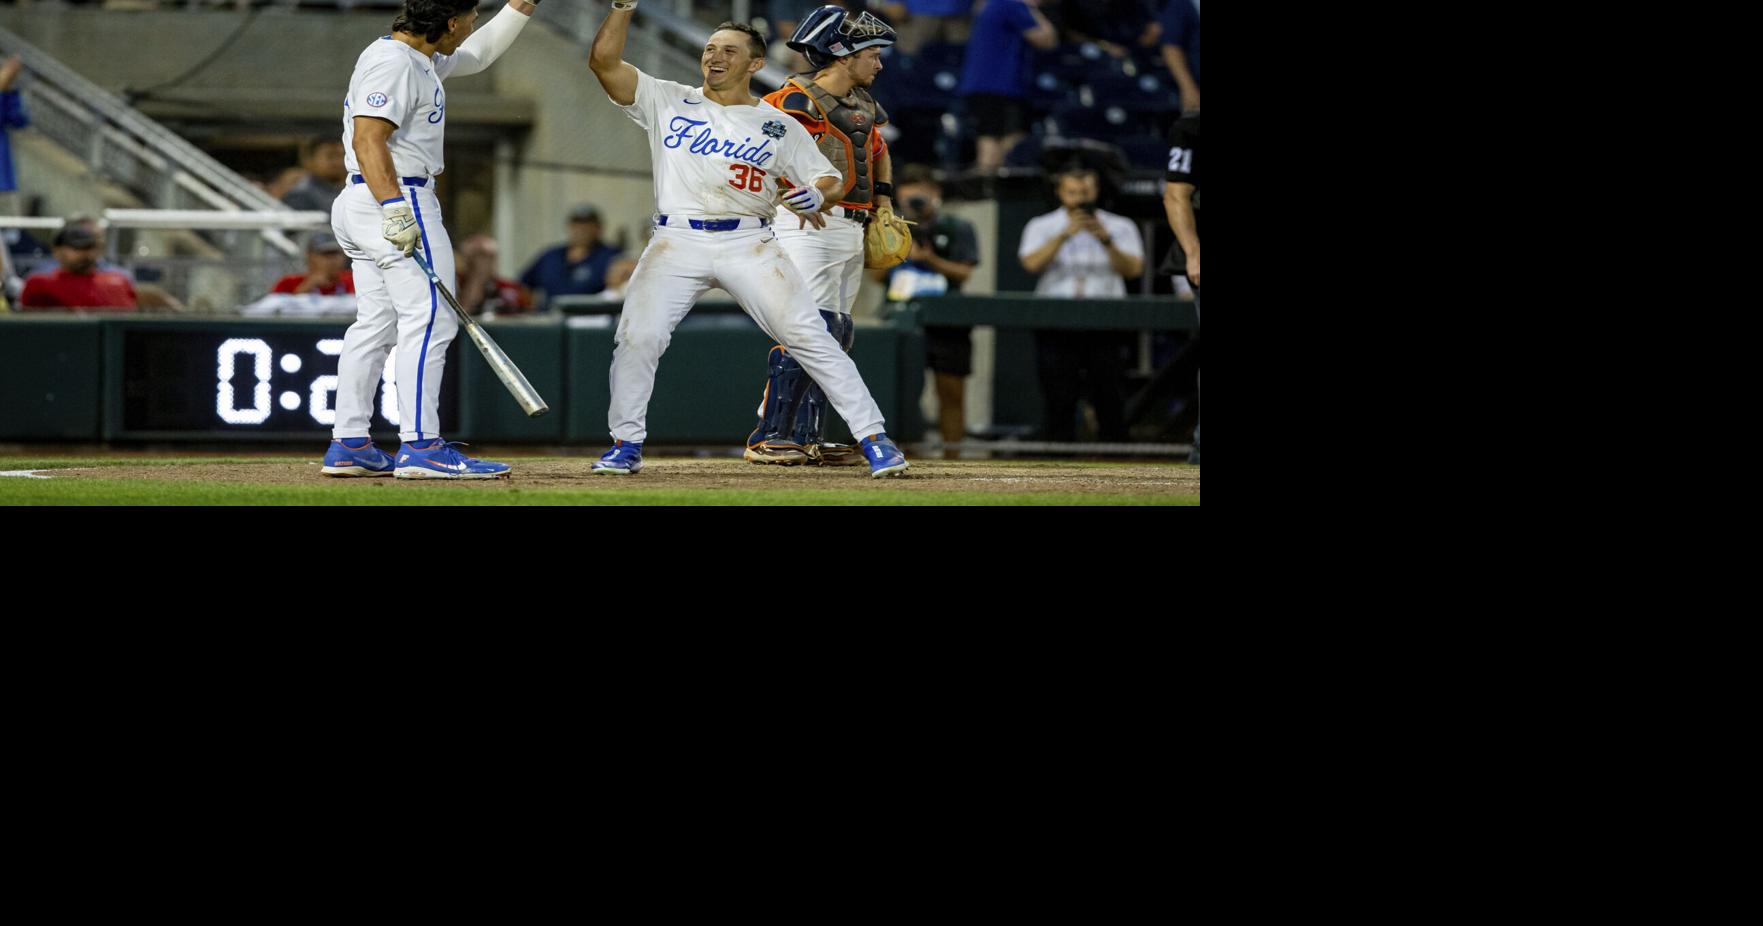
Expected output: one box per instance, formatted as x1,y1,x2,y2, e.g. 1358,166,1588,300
586,2,909,478
743,6,896,468
320,0,537,479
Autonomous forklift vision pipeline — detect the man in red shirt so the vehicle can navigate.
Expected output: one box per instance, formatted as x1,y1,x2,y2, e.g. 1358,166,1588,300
456,234,531,315
270,232,355,295
19,224,137,311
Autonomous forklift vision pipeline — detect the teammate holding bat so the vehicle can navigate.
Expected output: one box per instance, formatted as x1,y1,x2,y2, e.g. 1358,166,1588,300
321,0,538,480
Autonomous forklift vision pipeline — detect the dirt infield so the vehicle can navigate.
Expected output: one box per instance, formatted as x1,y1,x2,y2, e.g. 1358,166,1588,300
37,458,1198,499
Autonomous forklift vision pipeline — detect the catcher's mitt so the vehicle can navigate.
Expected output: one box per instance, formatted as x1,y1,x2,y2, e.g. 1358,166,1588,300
864,206,915,270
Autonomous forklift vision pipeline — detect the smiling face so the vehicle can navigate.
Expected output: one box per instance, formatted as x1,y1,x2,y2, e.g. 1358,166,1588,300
702,28,763,93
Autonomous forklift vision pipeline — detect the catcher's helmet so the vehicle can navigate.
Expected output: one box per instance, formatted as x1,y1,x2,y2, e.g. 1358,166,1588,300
787,6,896,69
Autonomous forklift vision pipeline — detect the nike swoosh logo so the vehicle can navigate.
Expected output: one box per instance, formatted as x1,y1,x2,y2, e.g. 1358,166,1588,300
683,98,701,105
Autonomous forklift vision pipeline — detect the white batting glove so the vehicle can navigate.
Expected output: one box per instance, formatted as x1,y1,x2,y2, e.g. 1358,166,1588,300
381,199,420,259
782,184,824,215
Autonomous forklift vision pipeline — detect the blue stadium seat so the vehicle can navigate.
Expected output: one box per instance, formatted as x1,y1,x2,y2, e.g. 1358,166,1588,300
1116,135,1171,171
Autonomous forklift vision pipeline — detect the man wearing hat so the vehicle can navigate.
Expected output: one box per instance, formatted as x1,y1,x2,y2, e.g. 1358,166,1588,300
18,222,137,311
271,232,356,296
518,204,623,309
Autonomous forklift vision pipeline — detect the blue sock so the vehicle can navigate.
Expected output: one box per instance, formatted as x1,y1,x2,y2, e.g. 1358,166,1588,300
340,437,370,449
409,438,442,450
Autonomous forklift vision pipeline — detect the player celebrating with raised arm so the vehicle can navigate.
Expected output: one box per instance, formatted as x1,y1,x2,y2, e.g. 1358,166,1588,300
743,6,903,468
586,2,910,478
321,0,538,480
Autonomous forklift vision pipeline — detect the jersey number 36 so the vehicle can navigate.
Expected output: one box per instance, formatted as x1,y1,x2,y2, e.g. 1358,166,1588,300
728,164,767,192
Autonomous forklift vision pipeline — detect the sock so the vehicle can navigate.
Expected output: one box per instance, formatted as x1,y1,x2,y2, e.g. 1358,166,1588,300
409,439,442,450
340,437,370,449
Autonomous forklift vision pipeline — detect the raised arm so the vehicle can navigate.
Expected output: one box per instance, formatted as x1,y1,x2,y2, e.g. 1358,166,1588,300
1024,2,1059,51
446,0,538,78
590,1,641,106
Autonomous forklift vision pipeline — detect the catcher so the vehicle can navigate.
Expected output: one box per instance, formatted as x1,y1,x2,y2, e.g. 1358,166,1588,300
744,5,912,466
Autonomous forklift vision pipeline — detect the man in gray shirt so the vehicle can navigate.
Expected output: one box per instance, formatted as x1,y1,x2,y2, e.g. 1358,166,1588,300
281,135,348,213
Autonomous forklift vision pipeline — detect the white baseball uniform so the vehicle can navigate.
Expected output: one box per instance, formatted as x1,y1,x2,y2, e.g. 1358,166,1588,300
328,10,531,443
605,67,889,444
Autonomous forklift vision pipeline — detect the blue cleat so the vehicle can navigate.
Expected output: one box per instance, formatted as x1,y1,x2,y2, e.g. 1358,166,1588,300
393,440,511,479
860,432,910,478
321,438,396,477
592,439,644,475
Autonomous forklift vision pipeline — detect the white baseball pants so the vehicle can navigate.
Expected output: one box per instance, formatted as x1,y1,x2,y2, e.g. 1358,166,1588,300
329,180,456,443
774,211,864,316
608,222,886,444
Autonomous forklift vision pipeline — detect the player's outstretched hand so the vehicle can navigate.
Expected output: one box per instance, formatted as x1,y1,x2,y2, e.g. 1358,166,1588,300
381,200,420,259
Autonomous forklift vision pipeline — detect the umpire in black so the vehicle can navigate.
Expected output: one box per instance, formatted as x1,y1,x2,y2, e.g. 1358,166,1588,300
1160,110,1200,464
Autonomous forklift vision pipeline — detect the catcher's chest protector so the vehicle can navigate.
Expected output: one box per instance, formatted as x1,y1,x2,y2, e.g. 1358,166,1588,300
792,77,885,209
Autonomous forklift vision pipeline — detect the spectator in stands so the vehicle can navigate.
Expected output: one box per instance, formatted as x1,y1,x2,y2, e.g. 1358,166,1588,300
263,166,309,203
598,256,638,302
19,223,137,311
1159,0,1199,113
519,204,623,309
876,1,974,56
1,56,27,207
956,0,1057,173
1054,0,1160,59
874,165,979,459
1018,166,1142,442
281,136,347,213
270,232,355,296
456,233,531,316
27,216,131,277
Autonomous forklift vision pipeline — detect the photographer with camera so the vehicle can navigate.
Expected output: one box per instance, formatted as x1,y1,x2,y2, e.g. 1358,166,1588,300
1017,166,1143,442
876,164,980,459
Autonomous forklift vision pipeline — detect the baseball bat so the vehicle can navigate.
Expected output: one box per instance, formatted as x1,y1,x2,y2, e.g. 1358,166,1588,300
410,247,550,418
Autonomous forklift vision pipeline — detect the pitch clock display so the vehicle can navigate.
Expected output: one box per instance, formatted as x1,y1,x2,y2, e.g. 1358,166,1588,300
119,329,458,435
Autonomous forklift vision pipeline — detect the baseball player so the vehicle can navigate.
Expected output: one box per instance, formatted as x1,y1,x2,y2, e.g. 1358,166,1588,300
1162,109,1200,465
742,6,897,468
320,0,537,479
586,2,909,478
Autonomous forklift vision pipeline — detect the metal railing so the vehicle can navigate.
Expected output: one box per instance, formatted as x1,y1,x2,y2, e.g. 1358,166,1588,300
0,22,302,259
3,210,328,312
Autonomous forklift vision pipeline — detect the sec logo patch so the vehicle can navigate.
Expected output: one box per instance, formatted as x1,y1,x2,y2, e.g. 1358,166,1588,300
366,92,388,108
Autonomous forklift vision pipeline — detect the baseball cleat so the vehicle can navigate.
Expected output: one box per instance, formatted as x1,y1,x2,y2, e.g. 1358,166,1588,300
860,432,910,478
592,439,644,475
393,441,511,479
744,439,810,465
321,438,397,477
806,442,865,466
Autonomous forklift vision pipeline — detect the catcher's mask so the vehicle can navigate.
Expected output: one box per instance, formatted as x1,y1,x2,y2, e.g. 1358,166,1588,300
787,6,896,69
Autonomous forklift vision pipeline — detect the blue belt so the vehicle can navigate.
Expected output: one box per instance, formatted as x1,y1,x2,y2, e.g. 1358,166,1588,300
351,175,428,187
656,215,768,232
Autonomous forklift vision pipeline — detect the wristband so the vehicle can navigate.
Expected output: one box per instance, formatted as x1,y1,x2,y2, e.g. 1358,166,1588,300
874,181,894,199
380,196,405,206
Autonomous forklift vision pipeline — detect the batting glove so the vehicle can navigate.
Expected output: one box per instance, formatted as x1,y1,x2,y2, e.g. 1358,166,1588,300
782,184,824,215
380,199,420,259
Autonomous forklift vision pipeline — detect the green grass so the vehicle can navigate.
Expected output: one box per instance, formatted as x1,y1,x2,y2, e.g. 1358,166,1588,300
0,457,1198,506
